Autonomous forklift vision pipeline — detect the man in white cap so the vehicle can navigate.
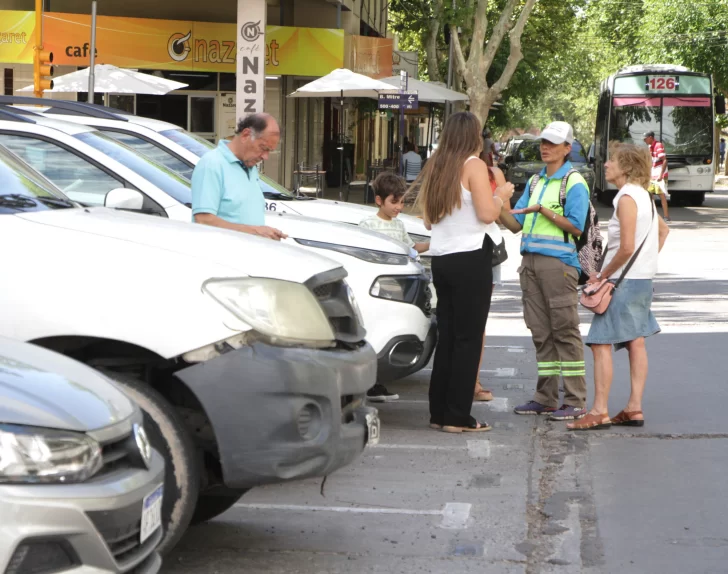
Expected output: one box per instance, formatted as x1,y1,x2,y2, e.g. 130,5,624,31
498,121,590,422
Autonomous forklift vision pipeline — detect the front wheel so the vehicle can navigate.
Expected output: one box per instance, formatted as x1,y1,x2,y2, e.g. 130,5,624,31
687,192,705,207
101,371,200,555
191,492,246,524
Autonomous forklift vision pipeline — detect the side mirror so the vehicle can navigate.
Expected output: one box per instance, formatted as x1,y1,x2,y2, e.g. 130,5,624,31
504,156,513,166
105,188,144,210
716,94,726,115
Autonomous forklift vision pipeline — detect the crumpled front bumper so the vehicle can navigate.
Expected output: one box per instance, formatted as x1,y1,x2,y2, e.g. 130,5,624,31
175,341,378,490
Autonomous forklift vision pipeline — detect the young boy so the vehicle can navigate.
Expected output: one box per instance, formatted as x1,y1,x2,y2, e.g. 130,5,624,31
360,172,430,254
359,172,430,402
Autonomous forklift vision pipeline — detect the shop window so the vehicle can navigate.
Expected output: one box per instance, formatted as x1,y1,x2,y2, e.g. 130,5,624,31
4,68,12,96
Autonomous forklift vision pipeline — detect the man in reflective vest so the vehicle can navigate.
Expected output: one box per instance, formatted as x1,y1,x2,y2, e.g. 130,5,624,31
498,122,590,421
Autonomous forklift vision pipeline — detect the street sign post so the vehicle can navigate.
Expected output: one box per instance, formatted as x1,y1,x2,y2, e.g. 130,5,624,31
378,91,419,110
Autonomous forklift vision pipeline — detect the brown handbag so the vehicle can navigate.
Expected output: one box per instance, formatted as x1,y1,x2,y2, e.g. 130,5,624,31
580,201,655,315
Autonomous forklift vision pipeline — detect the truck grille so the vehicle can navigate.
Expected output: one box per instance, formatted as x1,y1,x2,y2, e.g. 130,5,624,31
307,271,366,344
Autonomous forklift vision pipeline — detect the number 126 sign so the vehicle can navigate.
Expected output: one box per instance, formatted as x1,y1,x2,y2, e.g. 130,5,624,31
646,75,680,92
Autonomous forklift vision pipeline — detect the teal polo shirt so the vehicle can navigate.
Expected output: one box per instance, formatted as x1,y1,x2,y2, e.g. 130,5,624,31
191,140,265,225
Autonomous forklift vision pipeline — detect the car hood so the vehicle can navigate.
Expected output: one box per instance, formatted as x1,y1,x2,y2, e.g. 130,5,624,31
266,212,410,253
16,207,341,283
0,337,134,432
273,198,431,237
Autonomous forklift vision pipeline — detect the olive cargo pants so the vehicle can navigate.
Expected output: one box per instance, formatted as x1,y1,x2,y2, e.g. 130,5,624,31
518,253,586,408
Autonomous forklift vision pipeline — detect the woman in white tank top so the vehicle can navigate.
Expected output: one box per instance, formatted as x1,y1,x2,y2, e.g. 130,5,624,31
568,143,670,431
413,112,514,433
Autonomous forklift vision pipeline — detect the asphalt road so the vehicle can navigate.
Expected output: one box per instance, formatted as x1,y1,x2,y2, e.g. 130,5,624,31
163,185,728,574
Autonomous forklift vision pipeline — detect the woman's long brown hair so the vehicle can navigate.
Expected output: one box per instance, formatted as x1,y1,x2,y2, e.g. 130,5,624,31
411,111,484,225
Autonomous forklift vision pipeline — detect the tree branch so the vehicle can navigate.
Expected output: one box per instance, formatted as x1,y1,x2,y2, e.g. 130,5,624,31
491,0,538,93
481,0,520,72
450,24,468,81
468,0,489,69
424,0,444,81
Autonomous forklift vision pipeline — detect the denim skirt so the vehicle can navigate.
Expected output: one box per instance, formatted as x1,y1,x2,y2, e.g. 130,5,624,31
585,279,661,351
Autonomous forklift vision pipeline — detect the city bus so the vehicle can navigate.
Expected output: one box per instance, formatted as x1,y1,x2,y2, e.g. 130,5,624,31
592,64,723,206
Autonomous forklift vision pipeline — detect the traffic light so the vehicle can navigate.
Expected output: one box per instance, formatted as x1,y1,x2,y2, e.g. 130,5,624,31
33,47,54,96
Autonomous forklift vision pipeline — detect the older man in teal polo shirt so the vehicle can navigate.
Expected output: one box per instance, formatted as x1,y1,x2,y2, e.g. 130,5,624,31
191,113,286,240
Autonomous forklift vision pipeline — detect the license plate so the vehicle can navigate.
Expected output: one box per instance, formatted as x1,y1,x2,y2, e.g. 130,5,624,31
365,412,380,446
140,484,163,544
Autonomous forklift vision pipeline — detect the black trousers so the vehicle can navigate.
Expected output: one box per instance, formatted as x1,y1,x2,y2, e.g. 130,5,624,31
429,235,494,427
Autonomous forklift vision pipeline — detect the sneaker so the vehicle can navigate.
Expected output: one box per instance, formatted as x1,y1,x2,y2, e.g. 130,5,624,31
550,405,587,421
367,384,399,402
513,400,556,415
664,217,672,223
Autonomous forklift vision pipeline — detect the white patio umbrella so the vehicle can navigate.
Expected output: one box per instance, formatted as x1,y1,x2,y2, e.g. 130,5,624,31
289,69,396,197
380,76,469,104
19,64,188,95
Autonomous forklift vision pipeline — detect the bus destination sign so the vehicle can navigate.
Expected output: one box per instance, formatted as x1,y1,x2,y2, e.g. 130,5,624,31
645,75,680,92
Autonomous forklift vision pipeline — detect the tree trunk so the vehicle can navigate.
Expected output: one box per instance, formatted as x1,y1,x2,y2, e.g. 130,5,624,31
424,0,444,82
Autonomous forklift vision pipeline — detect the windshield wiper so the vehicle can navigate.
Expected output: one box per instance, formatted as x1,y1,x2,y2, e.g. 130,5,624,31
35,196,76,208
263,191,294,201
0,194,39,209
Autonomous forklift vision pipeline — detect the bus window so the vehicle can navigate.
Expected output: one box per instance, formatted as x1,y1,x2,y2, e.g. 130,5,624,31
611,98,661,145
662,98,712,156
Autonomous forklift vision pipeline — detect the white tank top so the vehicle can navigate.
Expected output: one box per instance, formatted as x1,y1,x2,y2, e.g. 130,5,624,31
428,156,503,256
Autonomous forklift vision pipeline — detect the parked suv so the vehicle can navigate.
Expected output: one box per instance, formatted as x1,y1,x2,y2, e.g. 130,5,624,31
0,144,378,554
0,336,165,574
501,136,595,204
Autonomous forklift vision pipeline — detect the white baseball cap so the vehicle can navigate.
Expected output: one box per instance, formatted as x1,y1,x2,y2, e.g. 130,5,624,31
540,121,574,145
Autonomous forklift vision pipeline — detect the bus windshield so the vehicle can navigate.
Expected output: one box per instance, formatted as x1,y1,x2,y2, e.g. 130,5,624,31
611,97,713,156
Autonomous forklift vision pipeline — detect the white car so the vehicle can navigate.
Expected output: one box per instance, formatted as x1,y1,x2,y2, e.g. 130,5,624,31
0,109,436,385
0,97,433,249
0,144,379,554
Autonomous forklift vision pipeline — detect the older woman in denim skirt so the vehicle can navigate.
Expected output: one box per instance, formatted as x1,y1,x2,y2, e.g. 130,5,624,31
568,143,670,431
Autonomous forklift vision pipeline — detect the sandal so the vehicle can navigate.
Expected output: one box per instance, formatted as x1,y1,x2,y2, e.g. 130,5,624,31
611,410,645,427
442,420,492,433
567,412,611,431
429,423,443,430
474,382,494,402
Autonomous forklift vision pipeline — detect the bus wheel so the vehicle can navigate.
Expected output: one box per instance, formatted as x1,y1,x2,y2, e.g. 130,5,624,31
670,192,685,207
687,193,705,207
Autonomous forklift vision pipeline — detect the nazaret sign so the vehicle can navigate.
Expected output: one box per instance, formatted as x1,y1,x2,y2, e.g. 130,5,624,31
237,0,266,117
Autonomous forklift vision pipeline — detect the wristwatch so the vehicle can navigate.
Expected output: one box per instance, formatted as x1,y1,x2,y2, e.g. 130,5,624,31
596,272,602,280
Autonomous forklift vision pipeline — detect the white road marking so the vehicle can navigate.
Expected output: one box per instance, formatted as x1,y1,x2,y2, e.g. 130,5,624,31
466,440,491,459
440,502,473,529
234,502,473,529
486,397,510,412
486,345,526,353
370,444,460,452
419,367,516,377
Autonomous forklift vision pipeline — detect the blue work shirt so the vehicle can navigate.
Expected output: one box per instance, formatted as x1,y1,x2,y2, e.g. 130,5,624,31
191,140,265,225
512,161,589,270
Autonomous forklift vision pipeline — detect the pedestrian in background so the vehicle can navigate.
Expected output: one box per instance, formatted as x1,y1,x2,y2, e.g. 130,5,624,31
568,143,670,430
644,131,671,223
402,142,423,183
498,121,590,421
720,138,726,169
191,113,286,240
482,127,498,166
417,111,514,432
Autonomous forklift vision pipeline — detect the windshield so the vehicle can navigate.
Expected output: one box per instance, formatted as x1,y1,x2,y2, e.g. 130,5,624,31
518,141,541,162
0,146,74,213
160,128,215,158
662,98,713,156
259,174,295,198
75,132,192,204
102,130,194,179
611,97,712,157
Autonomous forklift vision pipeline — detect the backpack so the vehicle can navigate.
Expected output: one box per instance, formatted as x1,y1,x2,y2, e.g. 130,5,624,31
528,169,603,285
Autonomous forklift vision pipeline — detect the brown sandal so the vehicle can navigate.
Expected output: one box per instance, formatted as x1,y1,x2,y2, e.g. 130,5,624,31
611,410,645,427
567,412,611,431
474,382,494,402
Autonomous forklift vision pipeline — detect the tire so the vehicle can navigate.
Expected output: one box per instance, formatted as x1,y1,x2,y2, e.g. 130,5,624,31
101,371,200,555
191,492,245,525
687,192,705,207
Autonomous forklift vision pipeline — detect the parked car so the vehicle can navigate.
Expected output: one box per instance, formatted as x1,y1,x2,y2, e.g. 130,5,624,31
0,336,165,574
0,97,433,253
0,143,379,553
0,107,436,385
500,136,595,205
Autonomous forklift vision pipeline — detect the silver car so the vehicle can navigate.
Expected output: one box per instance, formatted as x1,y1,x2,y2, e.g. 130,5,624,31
0,337,165,573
